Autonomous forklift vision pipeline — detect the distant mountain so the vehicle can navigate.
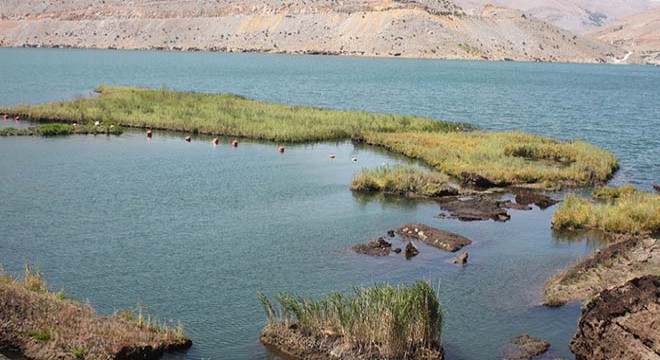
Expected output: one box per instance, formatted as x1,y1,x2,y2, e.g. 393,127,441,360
0,0,626,63
588,7,660,64
453,0,660,33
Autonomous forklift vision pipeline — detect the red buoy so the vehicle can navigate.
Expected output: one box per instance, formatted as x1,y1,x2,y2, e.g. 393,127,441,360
278,146,285,153
232,140,238,147
329,153,336,159
212,138,219,145
185,136,192,142
14,116,20,121
2,114,7,120
146,130,153,138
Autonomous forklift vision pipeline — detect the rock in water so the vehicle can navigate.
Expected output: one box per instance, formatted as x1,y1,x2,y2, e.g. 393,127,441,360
460,172,500,188
453,252,469,264
515,192,559,210
405,241,419,258
654,184,660,192
570,275,660,360
387,229,395,238
352,237,392,257
397,223,472,252
438,197,511,222
501,334,551,360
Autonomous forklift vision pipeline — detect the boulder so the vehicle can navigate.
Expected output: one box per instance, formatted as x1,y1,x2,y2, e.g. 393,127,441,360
352,237,393,257
500,334,550,360
515,192,558,210
654,184,660,192
397,223,472,252
453,252,468,264
570,275,660,360
405,241,420,258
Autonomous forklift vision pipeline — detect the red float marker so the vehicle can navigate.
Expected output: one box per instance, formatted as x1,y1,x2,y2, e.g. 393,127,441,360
212,138,219,145
146,130,153,138
2,114,8,120
329,153,336,159
278,146,285,154
14,116,20,121
185,136,192,143
232,140,238,148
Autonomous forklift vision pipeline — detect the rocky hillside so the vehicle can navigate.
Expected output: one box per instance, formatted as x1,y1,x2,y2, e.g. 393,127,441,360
0,0,626,63
454,0,660,33
588,7,660,65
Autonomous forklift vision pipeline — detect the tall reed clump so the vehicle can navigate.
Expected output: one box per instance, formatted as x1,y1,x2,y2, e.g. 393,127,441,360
258,281,443,358
552,186,660,235
362,131,618,187
351,165,458,197
0,263,191,359
2,85,472,142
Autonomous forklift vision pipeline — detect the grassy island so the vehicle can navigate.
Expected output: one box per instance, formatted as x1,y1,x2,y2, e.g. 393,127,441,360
258,281,444,359
0,123,122,137
552,186,660,235
0,265,191,359
351,165,459,198
1,85,618,189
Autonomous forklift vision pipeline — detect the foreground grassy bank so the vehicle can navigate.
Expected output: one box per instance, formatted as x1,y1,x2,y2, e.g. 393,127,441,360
0,265,191,359
1,85,619,188
258,281,443,359
552,186,660,235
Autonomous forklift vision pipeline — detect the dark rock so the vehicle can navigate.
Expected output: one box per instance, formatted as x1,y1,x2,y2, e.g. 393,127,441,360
352,237,392,257
515,192,559,210
387,230,395,238
570,275,660,360
500,334,550,360
405,241,419,258
460,172,500,188
397,223,472,252
453,252,468,264
438,197,511,222
498,200,532,211
654,184,660,192
393,247,402,254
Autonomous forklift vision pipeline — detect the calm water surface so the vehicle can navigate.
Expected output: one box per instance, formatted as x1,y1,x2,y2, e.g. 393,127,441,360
0,48,658,359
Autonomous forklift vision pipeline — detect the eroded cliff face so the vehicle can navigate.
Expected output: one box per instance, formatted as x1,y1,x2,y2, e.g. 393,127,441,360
571,275,660,360
0,0,626,63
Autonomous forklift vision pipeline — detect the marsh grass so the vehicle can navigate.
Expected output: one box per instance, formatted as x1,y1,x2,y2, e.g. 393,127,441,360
552,187,660,235
0,263,190,359
2,85,471,142
258,281,442,358
351,165,458,197
362,131,618,187
0,123,122,136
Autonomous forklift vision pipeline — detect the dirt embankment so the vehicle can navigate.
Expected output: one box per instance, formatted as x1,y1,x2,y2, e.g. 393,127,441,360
0,0,627,63
570,275,660,360
543,235,660,307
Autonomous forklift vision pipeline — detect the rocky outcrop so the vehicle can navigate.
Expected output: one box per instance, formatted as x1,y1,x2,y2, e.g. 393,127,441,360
437,197,511,222
515,192,558,210
397,223,472,252
570,275,660,360
352,237,394,256
405,241,420,258
453,252,468,264
500,334,550,360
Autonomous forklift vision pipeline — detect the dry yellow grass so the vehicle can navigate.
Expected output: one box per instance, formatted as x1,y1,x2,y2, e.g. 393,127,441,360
0,264,191,359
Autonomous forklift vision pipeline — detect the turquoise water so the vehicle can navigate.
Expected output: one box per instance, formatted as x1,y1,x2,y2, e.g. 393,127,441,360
0,48,658,359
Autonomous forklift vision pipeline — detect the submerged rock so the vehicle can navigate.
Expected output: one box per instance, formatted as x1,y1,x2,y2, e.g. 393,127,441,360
515,192,559,210
501,334,551,360
397,223,472,252
498,200,533,211
570,275,660,360
352,237,392,257
387,230,395,238
438,197,511,222
453,252,469,264
405,241,420,258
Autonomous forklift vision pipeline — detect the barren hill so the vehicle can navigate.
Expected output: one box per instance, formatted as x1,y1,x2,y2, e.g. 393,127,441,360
589,7,660,65
0,0,627,63
453,0,660,33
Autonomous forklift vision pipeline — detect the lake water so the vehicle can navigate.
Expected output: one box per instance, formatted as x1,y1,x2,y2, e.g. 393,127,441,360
0,47,658,359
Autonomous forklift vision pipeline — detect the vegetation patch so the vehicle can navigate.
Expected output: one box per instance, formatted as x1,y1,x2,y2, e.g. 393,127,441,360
351,165,458,198
552,187,660,235
2,86,619,189
258,281,444,359
361,131,618,188
0,264,192,359
0,123,122,136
